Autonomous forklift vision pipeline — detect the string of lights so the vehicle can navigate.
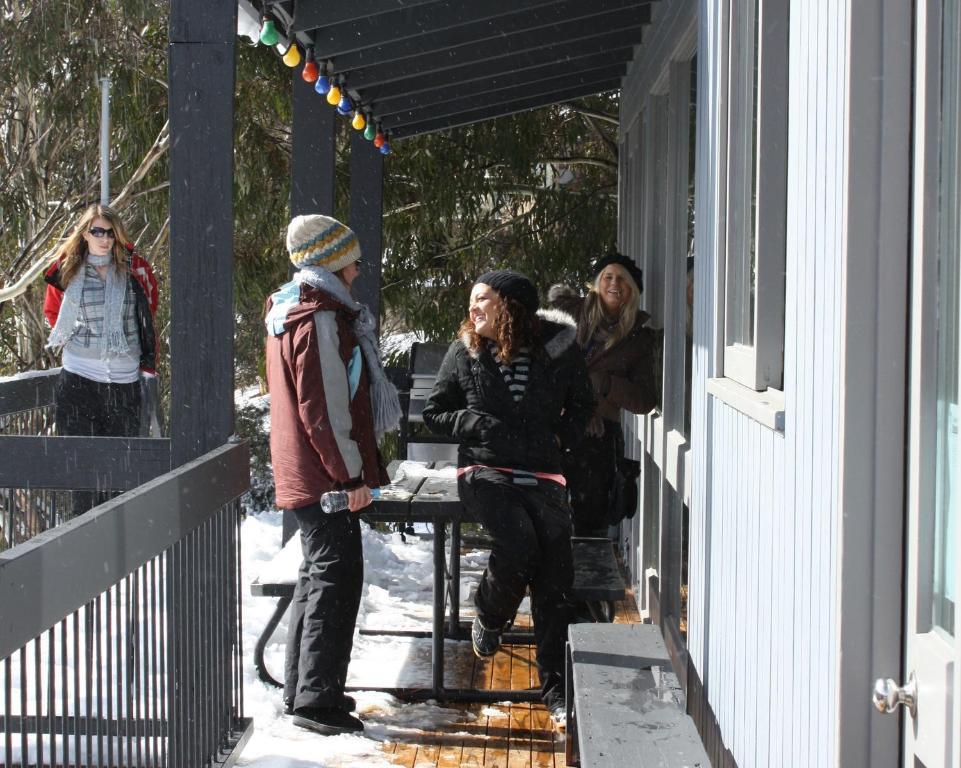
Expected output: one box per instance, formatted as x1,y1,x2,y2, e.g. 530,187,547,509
259,12,392,156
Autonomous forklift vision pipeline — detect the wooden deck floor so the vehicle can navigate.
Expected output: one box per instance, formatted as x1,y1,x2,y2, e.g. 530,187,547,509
379,594,641,768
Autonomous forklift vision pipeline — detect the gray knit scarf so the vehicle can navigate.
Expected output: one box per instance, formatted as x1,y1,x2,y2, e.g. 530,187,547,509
295,265,402,439
46,254,129,359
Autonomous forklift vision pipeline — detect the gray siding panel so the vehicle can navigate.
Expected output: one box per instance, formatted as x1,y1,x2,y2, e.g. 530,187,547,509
619,1,850,766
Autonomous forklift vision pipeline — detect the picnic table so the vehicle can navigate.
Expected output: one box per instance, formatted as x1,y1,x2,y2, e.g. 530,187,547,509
251,460,626,703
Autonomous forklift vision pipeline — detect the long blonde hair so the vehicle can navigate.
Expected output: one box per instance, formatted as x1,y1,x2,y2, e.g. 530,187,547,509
576,264,641,351
57,204,132,287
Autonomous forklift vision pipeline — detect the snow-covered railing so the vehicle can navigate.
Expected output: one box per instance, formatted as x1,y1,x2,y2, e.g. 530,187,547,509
0,440,253,767
0,367,59,437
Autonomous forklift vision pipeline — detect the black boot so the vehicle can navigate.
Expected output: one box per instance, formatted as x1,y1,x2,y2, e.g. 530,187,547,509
284,694,356,715
292,707,364,736
471,616,503,658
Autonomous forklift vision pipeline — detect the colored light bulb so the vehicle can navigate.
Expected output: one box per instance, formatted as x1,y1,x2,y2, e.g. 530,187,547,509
315,74,330,94
282,44,301,67
373,131,385,148
337,94,351,113
364,122,376,140
379,141,391,155
352,111,366,130
259,19,279,46
302,59,319,82
326,85,341,105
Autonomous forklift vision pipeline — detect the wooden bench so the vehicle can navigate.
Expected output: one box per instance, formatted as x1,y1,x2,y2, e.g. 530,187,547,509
565,623,709,767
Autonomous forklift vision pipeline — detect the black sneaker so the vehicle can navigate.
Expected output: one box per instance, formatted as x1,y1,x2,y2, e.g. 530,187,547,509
471,616,502,658
291,706,364,735
284,694,357,715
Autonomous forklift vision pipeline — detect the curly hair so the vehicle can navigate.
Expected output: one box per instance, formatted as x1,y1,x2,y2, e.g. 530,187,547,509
459,295,540,362
58,204,132,288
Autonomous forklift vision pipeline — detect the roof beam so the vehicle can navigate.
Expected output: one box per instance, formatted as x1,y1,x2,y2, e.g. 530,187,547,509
357,44,636,104
391,83,620,139
381,76,622,132
373,62,628,118
302,0,570,53
292,0,446,30
341,11,648,89
327,0,649,71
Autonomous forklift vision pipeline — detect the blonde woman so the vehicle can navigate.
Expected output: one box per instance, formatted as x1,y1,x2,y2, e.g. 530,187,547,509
43,204,158,513
553,253,657,536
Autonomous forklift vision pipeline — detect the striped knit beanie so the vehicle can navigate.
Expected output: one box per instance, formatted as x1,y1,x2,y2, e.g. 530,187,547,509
286,214,361,272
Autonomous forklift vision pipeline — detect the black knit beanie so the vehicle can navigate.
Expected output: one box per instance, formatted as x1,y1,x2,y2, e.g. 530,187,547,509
593,252,644,294
475,269,539,313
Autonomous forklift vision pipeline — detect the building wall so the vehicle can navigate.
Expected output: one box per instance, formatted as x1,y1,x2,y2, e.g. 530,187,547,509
619,2,851,765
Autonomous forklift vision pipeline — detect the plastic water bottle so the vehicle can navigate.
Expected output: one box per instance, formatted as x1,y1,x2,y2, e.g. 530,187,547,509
320,487,380,513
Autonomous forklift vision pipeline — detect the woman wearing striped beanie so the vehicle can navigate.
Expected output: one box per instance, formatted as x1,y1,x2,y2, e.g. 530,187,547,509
263,214,401,736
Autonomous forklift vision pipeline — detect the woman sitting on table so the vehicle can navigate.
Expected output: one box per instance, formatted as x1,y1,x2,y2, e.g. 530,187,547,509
422,270,594,729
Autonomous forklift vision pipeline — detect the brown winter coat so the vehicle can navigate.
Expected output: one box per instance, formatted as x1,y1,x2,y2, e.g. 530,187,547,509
264,284,388,510
553,294,658,422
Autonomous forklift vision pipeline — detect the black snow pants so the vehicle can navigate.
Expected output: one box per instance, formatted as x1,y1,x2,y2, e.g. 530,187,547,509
563,419,622,537
55,369,141,517
283,502,364,712
459,467,576,708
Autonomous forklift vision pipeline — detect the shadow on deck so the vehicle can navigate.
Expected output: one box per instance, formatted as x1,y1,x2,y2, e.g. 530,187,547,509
373,593,642,768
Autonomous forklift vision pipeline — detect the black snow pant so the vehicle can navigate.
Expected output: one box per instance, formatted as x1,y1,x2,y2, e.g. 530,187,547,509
55,369,141,517
563,420,622,537
283,503,364,712
459,467,576,708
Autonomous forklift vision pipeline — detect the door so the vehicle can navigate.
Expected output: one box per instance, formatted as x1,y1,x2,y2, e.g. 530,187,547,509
880,2,961,765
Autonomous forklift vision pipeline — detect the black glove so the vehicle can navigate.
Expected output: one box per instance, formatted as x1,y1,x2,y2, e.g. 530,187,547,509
455,410,506,442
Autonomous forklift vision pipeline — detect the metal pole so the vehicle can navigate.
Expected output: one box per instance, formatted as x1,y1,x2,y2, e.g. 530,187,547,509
100,77,110,204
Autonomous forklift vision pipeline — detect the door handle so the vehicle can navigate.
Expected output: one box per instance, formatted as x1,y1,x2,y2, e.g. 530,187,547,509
872,673,917,717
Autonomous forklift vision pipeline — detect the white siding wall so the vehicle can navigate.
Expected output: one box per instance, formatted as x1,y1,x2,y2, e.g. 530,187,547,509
621,1,850,766
693,2,847,765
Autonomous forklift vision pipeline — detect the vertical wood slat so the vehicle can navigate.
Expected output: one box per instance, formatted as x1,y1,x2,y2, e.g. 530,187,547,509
349,132,385,323
291,73,336,218
168,0,237,468
611,0,858,765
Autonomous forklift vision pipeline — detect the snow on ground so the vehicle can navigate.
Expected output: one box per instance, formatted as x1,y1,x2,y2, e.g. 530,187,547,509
238,507,501,767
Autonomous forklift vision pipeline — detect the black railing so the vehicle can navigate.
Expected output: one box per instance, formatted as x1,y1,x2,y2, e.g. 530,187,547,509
0,441,252,768
0,369,61,550
0,370,171,551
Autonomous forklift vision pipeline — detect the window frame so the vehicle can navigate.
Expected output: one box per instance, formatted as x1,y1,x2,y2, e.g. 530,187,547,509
721,0,789,391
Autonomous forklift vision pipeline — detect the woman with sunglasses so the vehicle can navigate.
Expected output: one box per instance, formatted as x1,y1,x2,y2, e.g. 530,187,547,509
43,203,159,515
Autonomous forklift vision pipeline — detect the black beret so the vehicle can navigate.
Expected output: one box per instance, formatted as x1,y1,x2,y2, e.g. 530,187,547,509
475,269,539,313
593,252,643,294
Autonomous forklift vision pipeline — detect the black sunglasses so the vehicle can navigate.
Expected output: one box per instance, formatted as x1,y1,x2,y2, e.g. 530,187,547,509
88,227,115,239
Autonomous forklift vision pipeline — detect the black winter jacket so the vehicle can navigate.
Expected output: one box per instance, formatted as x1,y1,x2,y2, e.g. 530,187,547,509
423,310,595,474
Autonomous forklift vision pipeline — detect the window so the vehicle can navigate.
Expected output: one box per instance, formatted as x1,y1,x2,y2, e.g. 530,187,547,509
722,0,788,391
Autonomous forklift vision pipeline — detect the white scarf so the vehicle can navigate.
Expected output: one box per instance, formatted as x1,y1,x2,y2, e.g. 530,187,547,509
295,266,402,439
46,256,129,359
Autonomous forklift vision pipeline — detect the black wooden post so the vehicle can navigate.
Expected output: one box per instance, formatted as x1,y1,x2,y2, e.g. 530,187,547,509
348,132,385,323
291,73,336,217
283,73,341,547
168,1,237,467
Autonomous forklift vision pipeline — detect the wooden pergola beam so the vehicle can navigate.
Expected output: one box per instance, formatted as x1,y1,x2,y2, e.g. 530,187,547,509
326,0,649,72
374,63,629,120
391,84,621,139
344,19,647,91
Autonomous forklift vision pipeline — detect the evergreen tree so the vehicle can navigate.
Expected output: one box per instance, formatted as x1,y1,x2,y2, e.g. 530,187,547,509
0,4,619,392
